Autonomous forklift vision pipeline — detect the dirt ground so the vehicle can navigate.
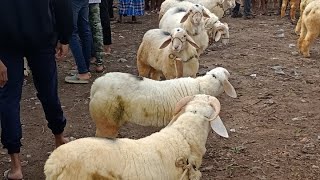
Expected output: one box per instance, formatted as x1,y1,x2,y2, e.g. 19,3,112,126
1,10,320,180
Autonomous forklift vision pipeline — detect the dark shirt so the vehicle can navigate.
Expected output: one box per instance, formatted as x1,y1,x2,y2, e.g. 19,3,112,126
0,0,73,52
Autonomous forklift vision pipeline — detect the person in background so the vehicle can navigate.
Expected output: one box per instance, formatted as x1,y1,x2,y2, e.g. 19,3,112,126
231,0,255,19
89,0,105,72
65,0,92,84
118,0,145,23
231,1,243,18
0,0,73,179
108,0,115,21
100,0,113,54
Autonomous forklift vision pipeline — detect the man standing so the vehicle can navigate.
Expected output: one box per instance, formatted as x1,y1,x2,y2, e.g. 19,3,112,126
0,0,73,179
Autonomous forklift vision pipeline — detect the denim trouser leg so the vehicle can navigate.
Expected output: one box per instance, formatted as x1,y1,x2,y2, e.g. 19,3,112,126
0,47,67,154
232,2,241,14
244,0,252,16
26,48,67,136
0,52,24,154
70,0,92,74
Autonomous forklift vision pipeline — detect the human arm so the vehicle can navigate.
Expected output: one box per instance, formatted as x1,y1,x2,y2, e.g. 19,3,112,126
52,0,73,59
0,60,7,87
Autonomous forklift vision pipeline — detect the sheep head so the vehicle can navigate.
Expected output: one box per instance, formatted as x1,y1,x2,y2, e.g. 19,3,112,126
180,4,210,25
209,21,229,45
206,67,237,98
170,94,229,138
159,28,200,52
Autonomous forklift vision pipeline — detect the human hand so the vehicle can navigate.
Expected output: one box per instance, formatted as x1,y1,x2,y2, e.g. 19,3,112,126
0,60,8,87
55,42,69,60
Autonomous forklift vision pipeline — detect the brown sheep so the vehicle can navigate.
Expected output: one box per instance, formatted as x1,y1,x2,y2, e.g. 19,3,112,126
280,0,301,23
297,0,320,57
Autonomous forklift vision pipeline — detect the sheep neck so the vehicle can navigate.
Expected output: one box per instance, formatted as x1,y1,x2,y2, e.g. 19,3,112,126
168,44,198,62
196,75,224,97
183,18,202,36
171,113,211,161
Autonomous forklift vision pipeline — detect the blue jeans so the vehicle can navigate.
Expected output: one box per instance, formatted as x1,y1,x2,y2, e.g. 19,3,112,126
243,0,252,16
0,47,67,154
70,0,92,74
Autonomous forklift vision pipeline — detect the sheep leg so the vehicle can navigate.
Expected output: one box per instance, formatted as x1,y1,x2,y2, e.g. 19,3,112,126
295,17,302,35
289,0,298,23
261,0,268,15
251,0,257,13
300,31,318,58
298,22,307,51
150,69,162,80
280,0,288,18
137,60,152,78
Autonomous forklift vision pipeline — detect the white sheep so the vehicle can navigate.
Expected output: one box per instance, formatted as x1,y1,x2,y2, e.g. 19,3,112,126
159,0,230,45
137,28,200,80
44,94,229,180
159,4,210,55
89,67,237,138
207,21,230,45
163,0,236,19
211,0,236,18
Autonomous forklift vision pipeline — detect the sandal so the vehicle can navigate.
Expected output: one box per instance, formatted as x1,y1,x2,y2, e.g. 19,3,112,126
65,74,90,84
3,169,23,180
68,69,78,76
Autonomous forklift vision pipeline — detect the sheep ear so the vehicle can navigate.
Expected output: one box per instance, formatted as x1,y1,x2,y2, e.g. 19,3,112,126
223,79,237,98
173,96,194,115
215,31,222,42
210,116,229,138
186,35,200,49
180,11,190,23
202,9,210,18
159,37,171,49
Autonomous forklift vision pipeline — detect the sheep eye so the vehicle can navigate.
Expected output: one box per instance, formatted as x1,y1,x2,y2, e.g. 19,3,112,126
193,165,197,170
195,4,199,7
184,35,186,37
212,74,216,78
177,29,180,32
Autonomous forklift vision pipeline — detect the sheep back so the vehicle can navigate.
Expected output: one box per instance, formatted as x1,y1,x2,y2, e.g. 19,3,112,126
89,72,201,137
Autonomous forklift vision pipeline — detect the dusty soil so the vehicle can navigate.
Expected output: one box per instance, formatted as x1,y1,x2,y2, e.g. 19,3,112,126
1,11,320,180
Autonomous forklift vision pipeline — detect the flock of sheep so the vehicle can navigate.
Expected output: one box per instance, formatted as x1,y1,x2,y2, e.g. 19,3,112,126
44,0,238,179
42,0,319,179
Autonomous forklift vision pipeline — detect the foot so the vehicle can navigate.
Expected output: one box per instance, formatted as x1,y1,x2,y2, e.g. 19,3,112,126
96,65,104,73
54,133,69,148
65,72,91,84
244,15,254,19
231,13,243,18
90,57,97,64
117,16,123,23
104,45,112,55
4,169,23,180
